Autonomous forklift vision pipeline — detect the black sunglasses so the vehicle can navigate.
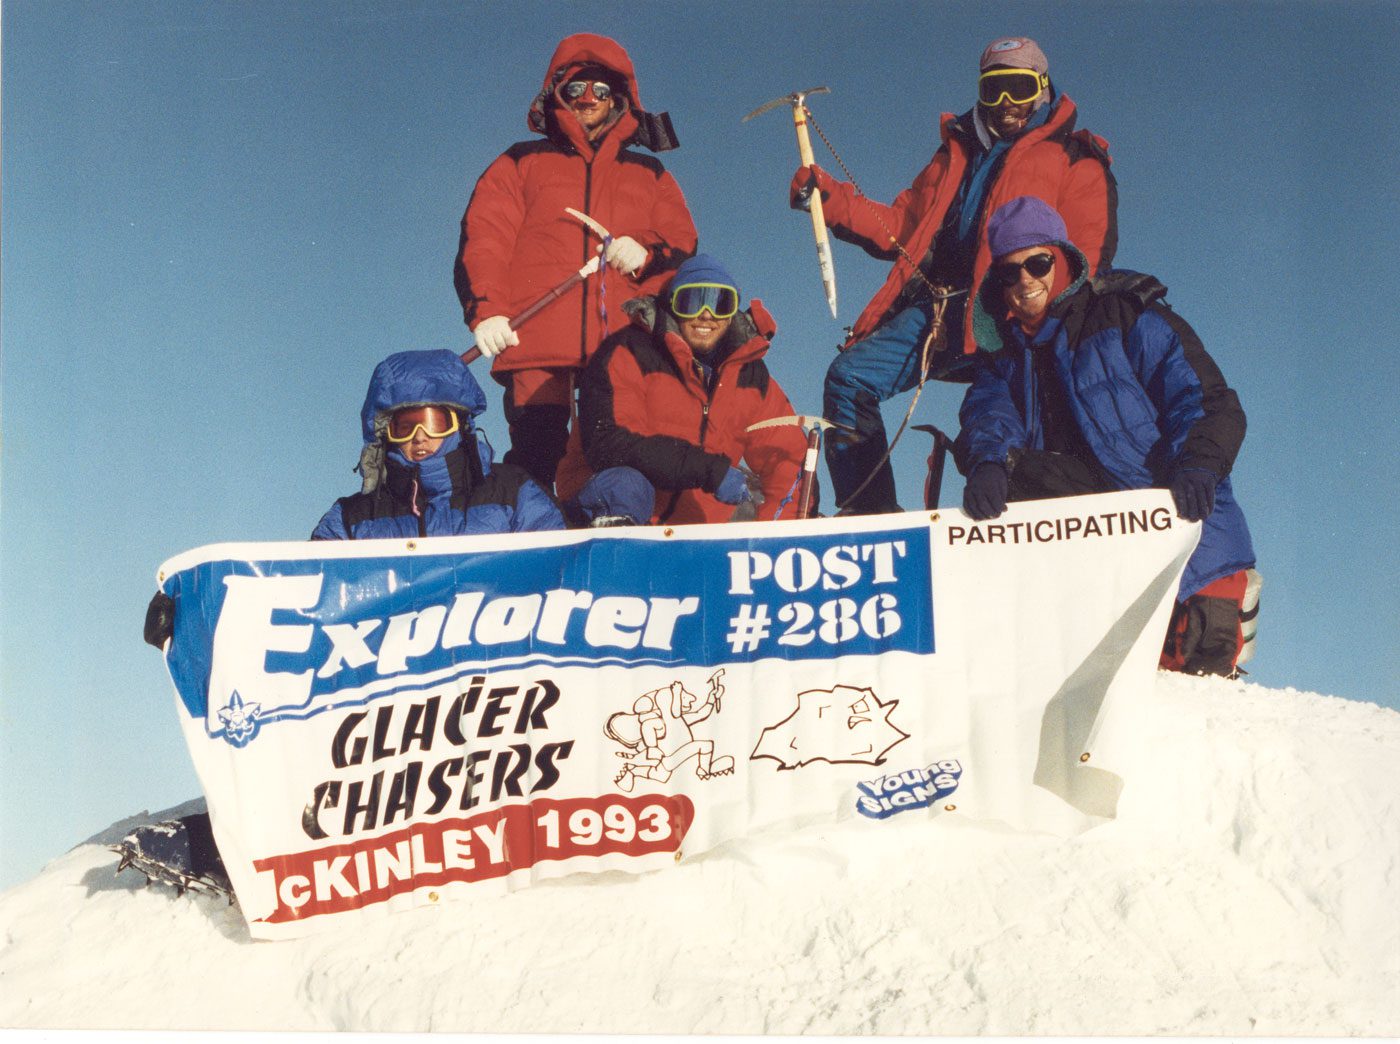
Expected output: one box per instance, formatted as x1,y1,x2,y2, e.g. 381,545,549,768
992,252,1055,285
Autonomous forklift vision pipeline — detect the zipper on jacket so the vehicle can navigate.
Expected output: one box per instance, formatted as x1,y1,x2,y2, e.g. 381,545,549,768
658,401,713,525
579,159,594,367
412,468,428,538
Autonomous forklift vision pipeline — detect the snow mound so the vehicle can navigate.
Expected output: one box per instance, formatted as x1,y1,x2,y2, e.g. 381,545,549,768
2,673,1397,1035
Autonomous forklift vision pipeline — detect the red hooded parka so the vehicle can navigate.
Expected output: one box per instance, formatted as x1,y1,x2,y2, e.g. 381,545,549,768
454,34,698,375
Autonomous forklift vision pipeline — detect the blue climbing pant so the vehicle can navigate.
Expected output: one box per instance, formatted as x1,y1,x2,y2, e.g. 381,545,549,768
823,304,934,514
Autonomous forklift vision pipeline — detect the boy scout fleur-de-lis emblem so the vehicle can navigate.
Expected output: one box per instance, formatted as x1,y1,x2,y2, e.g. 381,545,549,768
218,691,262,747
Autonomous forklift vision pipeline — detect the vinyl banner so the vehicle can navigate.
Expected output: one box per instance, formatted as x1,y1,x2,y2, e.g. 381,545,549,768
156,490,1197,939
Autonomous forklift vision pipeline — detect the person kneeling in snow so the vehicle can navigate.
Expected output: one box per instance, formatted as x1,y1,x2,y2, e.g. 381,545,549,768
554,254,810,526
312,349,564,539
953,197,1260,677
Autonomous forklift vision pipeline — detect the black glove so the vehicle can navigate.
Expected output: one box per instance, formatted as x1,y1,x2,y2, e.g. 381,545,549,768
1170,468,1218,522
963,462,1009,521
144,591,175,649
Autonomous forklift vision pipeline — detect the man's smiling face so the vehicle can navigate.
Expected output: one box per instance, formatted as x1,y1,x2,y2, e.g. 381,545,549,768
998,246,1057,325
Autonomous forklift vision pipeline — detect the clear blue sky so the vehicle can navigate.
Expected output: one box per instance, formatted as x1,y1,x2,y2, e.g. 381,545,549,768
3,0,1397,889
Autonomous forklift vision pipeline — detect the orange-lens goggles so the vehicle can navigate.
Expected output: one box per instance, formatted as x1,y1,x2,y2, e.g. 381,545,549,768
387,405,459,443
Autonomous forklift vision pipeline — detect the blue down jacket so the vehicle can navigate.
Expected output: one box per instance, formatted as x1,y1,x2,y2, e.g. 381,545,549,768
955,253,1254,600
312,350,564,539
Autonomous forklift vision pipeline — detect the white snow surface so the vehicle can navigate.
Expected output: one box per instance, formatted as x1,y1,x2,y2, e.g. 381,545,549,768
2,672,1397,1035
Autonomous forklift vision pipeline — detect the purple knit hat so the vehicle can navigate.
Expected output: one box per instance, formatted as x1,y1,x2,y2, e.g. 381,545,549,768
986,196,1069,259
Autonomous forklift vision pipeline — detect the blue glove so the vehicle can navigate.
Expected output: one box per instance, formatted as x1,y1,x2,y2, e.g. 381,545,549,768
963,462,1009,521
715,466,753,505
1170,468,1218,522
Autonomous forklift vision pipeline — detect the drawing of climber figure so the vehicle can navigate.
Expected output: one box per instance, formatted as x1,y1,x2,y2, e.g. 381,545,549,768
606,670,735,792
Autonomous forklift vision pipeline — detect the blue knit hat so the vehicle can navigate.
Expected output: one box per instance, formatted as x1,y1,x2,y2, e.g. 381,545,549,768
670,254,739,298
986,196,1069,260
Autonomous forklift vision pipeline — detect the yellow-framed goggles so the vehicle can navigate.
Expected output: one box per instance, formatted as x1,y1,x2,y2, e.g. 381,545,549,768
978,68,1049,107
670,282,740,319
386,405,460,443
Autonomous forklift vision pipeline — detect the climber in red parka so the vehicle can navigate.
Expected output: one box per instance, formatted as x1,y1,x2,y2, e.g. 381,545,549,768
454,33,698,491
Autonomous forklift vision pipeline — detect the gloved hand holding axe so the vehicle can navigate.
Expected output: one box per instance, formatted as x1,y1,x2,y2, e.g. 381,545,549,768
746,414,854,519
462,208,617,364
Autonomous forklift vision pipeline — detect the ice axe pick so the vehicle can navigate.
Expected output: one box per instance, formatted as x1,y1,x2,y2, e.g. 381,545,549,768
743,87,839,319
746,414,853,519
460,208,613,364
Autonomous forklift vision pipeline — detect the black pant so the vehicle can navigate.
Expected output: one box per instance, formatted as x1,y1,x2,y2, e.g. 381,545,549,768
502,393,571,492
1006,449,1117,503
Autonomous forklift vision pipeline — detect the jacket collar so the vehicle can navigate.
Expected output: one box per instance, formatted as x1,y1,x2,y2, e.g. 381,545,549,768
382,432,472,502
944,93,1080,152
548,104,639,161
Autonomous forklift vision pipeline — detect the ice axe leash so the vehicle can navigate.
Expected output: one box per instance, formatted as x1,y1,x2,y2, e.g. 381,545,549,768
746,414,854,520
743,87,838,319
564,206,615,331
460,208,613,365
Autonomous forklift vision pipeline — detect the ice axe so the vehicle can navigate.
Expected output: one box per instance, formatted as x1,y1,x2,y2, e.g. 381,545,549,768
743,87,838,319
460,208,613,364
747,414,853,519
913,423,953,509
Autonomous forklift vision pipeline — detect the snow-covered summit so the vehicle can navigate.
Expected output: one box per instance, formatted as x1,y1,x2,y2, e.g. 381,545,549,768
2,672,1396,1035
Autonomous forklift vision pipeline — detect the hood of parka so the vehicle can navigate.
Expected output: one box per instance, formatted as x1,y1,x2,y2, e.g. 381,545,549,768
969,239,1088,353
527,33,678,154
356,349,489,493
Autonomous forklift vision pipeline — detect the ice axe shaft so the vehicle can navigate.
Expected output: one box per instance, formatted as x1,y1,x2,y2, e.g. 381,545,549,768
747,414,850,520
913,424,953,509
743,87,838,319
461,209,612,364
460,256,601,364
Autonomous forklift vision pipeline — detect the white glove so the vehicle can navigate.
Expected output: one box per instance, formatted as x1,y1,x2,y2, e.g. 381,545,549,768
472,315,519,358
603,236,648,276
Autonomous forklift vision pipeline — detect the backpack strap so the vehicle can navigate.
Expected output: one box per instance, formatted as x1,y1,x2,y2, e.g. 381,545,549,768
1061,268,1169,346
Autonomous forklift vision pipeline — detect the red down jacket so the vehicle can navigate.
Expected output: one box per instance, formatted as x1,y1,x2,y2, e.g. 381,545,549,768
557,297,809,525
815,96,1115,356
454,34,698,374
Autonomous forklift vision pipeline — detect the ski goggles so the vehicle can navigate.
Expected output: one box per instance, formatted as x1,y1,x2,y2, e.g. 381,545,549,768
670,282,740,319
992,252,1055,285
386,405,459,443
977,68,1049,106
563,79,613,102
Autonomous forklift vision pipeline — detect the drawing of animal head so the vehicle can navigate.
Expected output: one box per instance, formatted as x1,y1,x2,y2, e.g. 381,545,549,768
750,685,909,769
